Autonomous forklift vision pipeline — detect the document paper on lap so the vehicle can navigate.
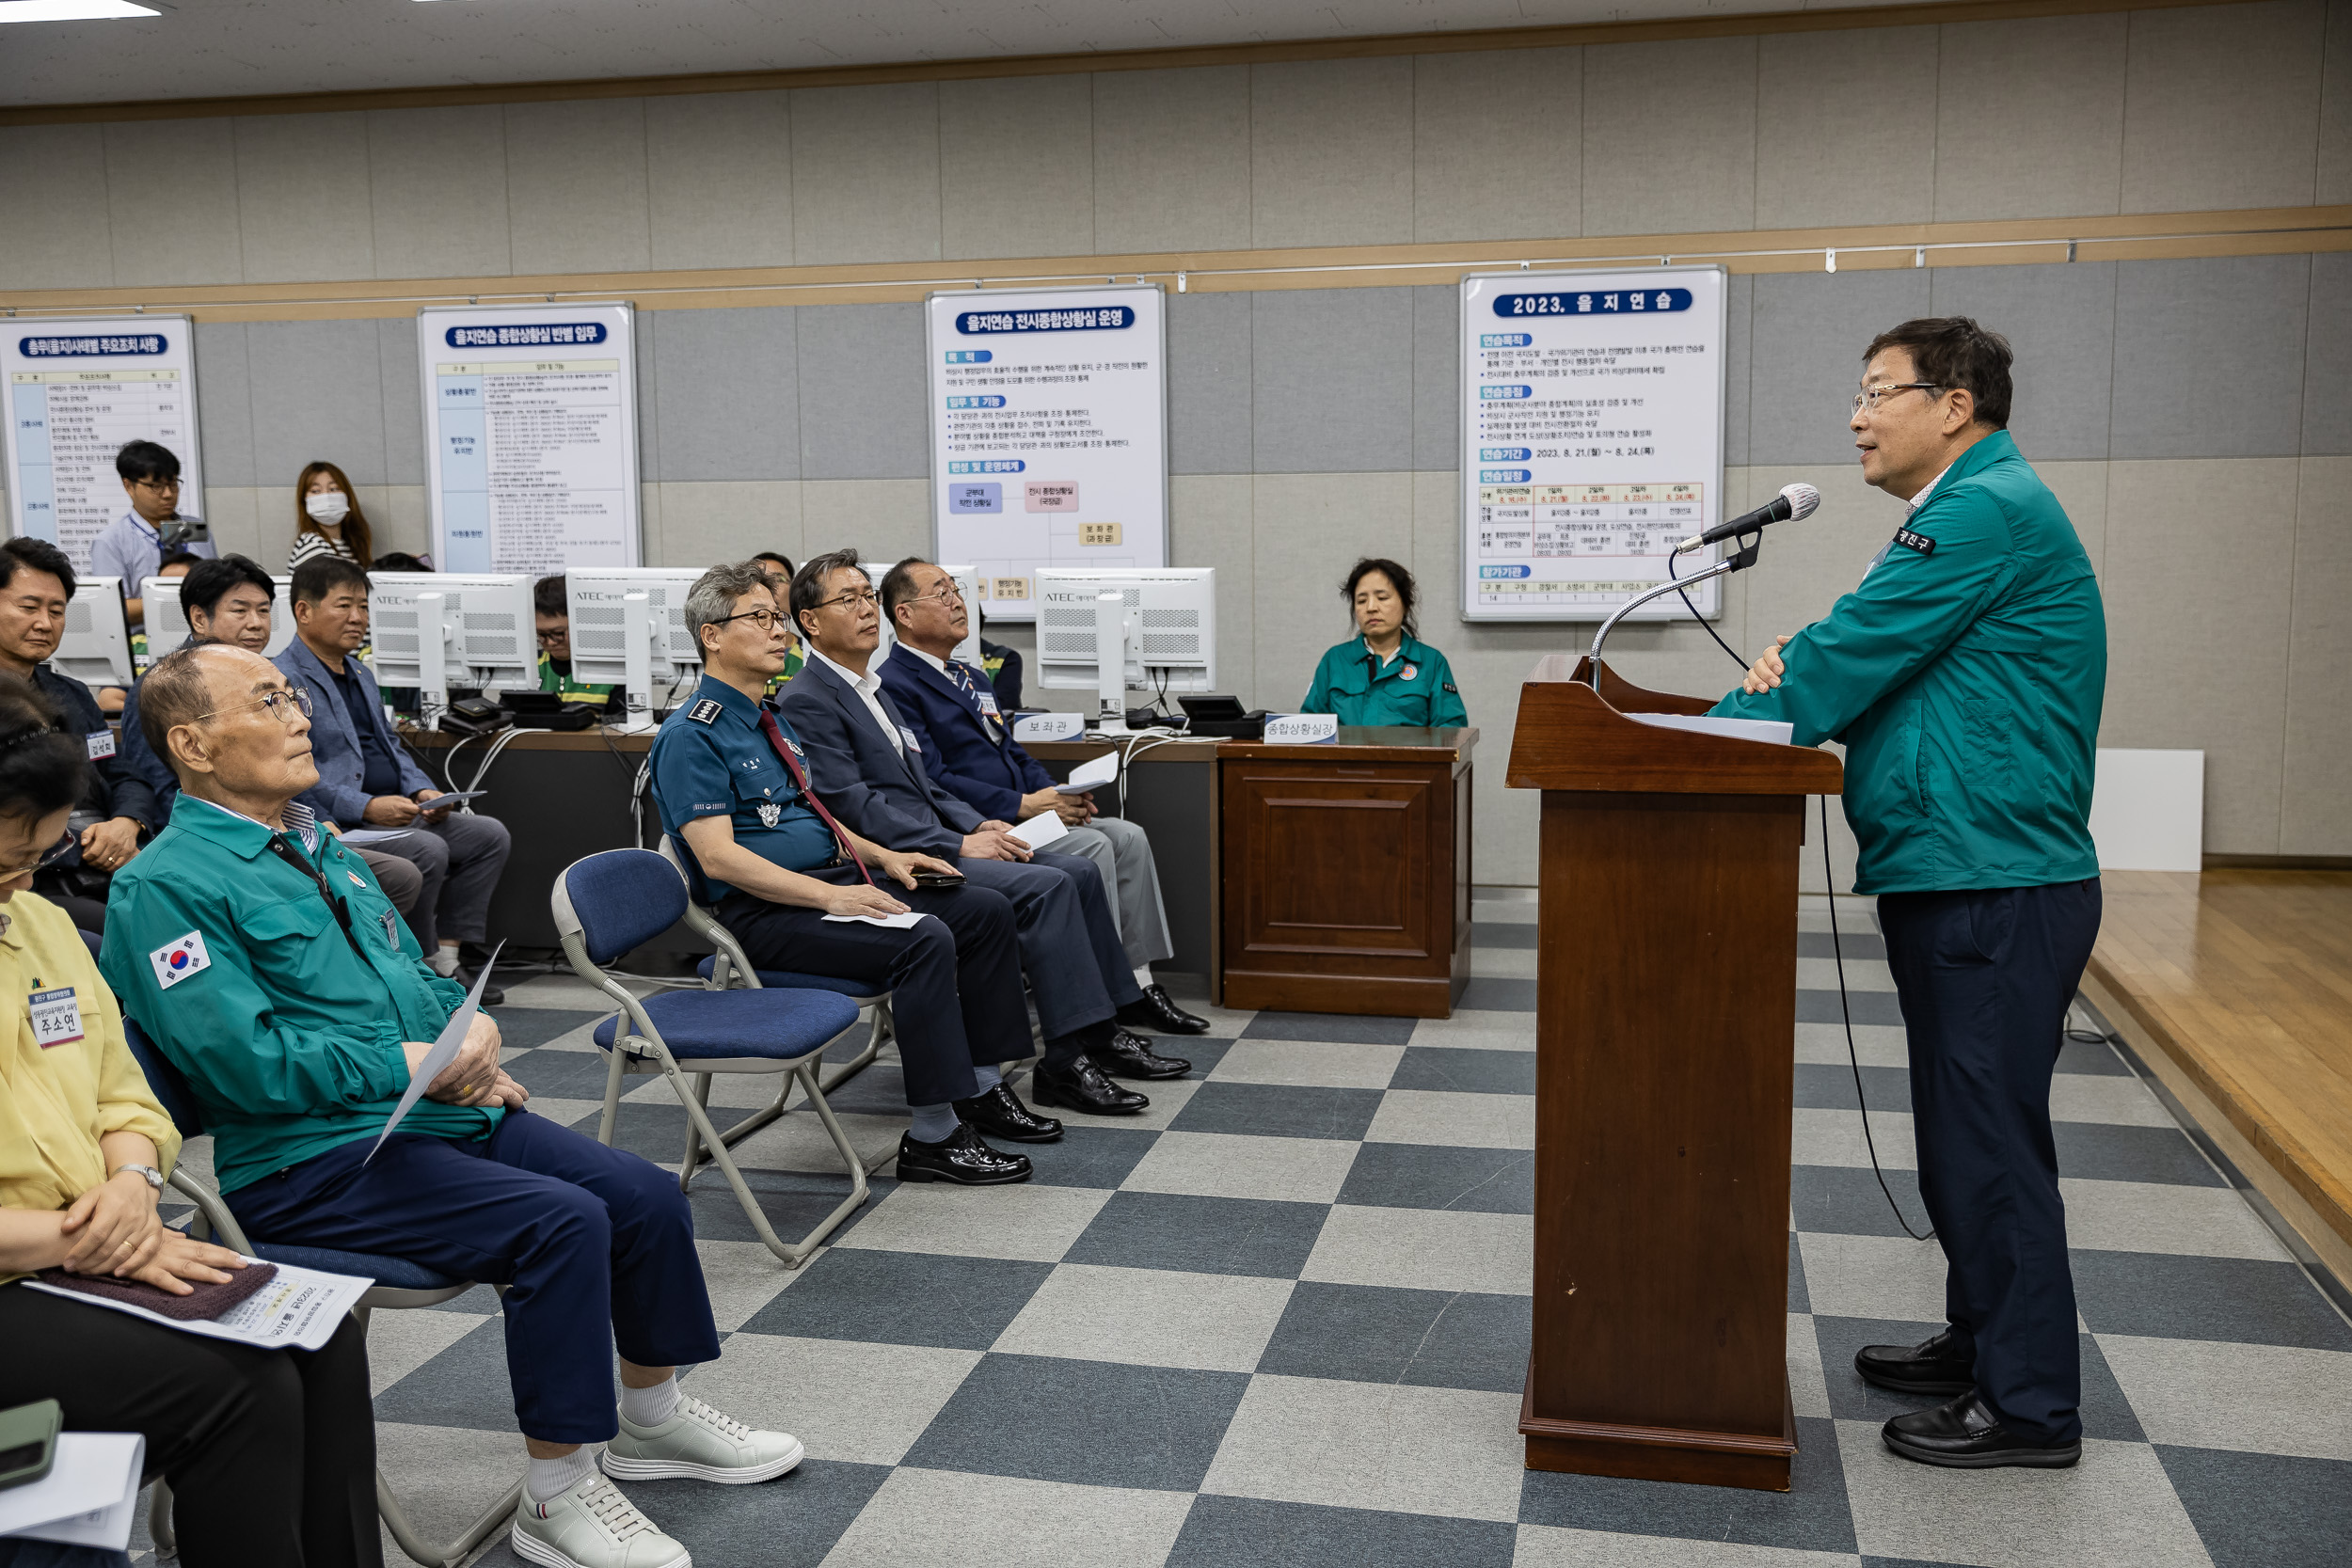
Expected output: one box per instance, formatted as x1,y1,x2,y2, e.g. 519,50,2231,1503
0,1432,145,1549
1057,752,1118,795
24,1261,370,1354
365,941,501,1163
820,910,931,928
1009,812,1069,849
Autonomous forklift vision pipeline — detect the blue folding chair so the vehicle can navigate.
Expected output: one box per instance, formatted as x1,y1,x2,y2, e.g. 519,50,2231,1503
551,848,872,1266
118,1021,520,1568
655,836,899,1176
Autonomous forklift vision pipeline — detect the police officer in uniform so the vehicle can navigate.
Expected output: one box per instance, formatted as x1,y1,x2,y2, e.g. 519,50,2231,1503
1301,559,1468,728
1712,317,2105,1468
648,561,1064,1180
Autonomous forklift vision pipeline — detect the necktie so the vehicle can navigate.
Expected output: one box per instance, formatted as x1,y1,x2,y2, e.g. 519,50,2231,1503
946,662,1004,737
756,711,875,888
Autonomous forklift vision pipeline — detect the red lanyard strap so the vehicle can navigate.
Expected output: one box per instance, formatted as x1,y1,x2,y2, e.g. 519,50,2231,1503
756,711,874,887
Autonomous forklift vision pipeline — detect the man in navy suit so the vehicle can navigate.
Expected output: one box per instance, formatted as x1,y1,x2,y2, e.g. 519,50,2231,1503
875,558,1207,1037
777,551,1189,1117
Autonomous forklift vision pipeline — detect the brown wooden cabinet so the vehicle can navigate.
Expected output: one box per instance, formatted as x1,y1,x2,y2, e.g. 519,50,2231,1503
1508,657,1842,1491
1216,727,1476,1018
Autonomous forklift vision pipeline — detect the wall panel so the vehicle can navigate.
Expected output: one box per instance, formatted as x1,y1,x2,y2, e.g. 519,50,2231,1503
1411,49,1579,244
646,91,793,272
1249,57,1415,249
2121,0,2326,213
1934,13,2130,222
366,105,512,279
0,123,113,290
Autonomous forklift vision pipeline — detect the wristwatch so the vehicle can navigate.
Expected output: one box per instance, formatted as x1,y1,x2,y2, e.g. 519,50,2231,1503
112,1164,166,1192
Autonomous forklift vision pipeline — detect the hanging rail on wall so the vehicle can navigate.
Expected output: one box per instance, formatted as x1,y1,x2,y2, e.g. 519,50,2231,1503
6,217,2350,320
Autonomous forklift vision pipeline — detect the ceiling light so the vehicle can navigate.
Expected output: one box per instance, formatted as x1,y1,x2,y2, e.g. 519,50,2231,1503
0,1,162,21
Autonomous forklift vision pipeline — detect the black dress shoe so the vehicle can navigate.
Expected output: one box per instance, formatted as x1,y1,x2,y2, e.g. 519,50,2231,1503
1855,1326,1976,1395
1029,1055,1150,1115
1089,1028,1190,1081
1115,985,1211,1036
895,1124,1032,1184
453,967,505,1006
952,1083,1063,1144
1882,1390,2080,1468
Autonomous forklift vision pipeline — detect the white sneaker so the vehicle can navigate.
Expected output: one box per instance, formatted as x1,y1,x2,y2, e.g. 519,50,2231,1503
510,1472,689,1568
600,1394,804,1484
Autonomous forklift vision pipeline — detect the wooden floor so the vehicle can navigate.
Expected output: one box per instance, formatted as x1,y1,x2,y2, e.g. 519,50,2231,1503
2084,869,2352,1284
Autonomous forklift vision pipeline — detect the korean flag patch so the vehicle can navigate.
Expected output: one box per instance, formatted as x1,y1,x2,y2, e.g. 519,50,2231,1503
150,931,211,990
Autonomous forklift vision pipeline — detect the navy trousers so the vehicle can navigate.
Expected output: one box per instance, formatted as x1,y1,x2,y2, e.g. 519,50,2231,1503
226,1111,721,1445
1877,877,2102,1445
957,850,1142,1038
720,867,1031,1105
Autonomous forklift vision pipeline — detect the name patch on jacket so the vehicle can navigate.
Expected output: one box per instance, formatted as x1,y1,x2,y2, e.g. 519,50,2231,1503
689,699,723,724
1893,527,1936,556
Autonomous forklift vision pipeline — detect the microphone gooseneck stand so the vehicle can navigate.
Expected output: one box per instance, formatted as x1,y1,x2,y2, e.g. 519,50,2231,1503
1582,523,1766,692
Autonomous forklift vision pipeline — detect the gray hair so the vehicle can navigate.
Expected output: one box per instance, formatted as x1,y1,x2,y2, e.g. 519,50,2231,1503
685,561,779,657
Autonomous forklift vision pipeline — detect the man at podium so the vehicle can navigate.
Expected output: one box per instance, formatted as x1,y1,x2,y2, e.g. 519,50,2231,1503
1712,317,2105,1471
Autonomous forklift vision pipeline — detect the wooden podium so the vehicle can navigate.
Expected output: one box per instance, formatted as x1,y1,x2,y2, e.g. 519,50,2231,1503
1507,656,1842,1491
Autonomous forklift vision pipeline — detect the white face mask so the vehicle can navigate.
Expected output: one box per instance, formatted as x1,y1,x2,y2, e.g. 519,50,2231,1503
305,491,350,526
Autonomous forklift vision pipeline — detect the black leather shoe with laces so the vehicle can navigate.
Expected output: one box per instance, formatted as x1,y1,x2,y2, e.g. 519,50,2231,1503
1115,985,1212,1036
1882,1390,2080,1469
1855,1326,1976,1395
894,1124,1032,1184
1089,1028,1190,1081
1029,1055,1150,1115
952,1083,1064,1144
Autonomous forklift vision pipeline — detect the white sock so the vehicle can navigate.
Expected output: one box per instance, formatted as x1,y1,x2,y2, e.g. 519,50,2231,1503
1132,966,1156,990
427,945,458,976
619,1375,680,1428
526,1448,597,1503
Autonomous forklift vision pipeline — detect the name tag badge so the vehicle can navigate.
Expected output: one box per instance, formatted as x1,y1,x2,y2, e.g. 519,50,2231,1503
974,692,1000,717
899,726,922,752
28,986,83,1048
380,910,401,951
85,731,117,761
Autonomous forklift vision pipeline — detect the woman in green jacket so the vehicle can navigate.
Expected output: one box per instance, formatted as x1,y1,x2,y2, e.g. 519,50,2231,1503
1301,558,1469,729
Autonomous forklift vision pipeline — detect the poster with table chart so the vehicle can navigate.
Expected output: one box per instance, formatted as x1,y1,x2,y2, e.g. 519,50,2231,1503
418,304,640,577
4,317,203,573
1459,267,1727,622
926,284,1168,622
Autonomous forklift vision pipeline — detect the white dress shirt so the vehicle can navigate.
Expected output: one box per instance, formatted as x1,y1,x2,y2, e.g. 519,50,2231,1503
810,648,903,755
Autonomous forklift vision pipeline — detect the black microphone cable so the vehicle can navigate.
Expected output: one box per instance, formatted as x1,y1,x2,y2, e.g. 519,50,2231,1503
1681,596,1934,1240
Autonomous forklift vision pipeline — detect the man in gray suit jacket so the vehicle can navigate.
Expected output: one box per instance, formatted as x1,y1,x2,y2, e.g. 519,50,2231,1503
277,556,512,1003
777,551,1188,1117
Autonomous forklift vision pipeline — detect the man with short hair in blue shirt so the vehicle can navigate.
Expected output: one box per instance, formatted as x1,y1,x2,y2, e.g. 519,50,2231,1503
87,440,216,626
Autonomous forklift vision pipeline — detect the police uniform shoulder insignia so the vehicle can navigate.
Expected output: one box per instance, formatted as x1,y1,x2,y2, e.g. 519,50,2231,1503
1893,526,1936,556
689,698,724,724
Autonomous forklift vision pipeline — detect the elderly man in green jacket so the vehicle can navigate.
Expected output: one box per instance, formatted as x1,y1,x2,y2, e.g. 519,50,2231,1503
1712,317,2105,1470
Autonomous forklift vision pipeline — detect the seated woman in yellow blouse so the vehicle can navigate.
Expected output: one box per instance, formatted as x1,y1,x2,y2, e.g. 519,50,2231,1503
1301,558,1469,729
0,673,383,1568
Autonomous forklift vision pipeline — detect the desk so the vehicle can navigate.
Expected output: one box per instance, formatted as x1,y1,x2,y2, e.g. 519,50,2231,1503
1216,727,1477,1019
402,726,1224,973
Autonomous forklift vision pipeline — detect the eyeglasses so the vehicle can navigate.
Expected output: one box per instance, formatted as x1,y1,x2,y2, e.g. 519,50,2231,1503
0,832,79,881
198,687,314,726
909,582,964,608
133,477,182,493
812,589,879,613
1851,383,1944,415
712,609,789,633
535,628,569,647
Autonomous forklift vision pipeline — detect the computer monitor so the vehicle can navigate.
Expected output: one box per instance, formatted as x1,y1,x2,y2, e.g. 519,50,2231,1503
56,578,135,688
866,562,981,669
364,573,537,710
141,576,298,665
1034,568,1216,728
564,567,707,731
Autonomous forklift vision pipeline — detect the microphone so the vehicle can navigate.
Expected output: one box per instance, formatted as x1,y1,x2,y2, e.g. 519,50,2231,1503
1673,483,1819,555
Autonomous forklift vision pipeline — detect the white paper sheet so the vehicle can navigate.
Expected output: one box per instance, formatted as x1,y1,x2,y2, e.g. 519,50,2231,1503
24,1259,371,1353
338,828,416,846
366,941,501,1163
1008,812,1070,849
0,1432,144,1549
1627,712,1793,746
1057,752,1118,795
820,910,932,928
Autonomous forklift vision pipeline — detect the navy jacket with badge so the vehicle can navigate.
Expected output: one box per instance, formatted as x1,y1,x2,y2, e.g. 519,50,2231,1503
646,677,837,901
772,657,985,861
874,644,1051,824
34,664,159,863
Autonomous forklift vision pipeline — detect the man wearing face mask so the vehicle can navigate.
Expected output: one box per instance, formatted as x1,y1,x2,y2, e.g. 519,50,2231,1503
89,441,216,627
119,556,424,918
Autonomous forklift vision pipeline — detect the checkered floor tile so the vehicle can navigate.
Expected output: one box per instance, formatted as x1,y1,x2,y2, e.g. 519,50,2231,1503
136,897,2352,1568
